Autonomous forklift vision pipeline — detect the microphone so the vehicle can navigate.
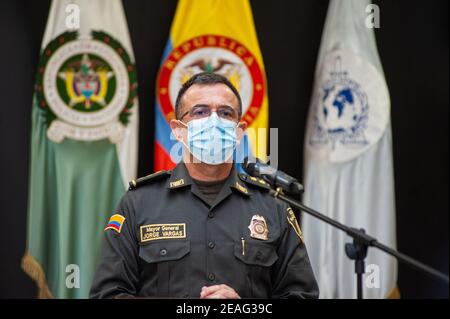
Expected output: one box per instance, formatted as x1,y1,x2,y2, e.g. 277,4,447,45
242,157,304,195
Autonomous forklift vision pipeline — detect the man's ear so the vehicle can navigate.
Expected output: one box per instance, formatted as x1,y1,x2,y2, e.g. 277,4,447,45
169,119,186,142
236,121,247,143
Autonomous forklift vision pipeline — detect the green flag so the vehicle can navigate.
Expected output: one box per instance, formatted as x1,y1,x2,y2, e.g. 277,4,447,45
22,0,139,298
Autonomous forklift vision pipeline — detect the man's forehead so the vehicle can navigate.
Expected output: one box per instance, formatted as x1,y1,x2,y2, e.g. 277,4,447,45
182,83,239,106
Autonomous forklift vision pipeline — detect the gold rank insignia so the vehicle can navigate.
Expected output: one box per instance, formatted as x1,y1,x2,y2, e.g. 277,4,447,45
248,214,269,240
249,176,267,186
235,182,248,194
287,207,304,243
169,178,185,188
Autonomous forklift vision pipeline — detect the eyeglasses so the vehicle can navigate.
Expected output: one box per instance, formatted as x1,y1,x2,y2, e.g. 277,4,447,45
180,105,240,121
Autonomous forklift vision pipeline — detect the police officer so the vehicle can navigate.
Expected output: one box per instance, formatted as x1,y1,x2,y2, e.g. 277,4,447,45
90,72,319,299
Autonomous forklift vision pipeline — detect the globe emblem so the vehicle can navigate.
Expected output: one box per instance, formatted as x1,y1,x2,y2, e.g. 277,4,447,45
322,83,364,135
307,51,391,162
310,55,369,151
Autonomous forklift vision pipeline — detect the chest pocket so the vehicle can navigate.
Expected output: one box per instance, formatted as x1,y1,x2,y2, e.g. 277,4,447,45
139,240,190,263
234,242,278,298
139,240,190,297
234,242,279,267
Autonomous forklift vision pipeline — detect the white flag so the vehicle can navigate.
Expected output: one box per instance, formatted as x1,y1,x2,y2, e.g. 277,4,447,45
302,0,397,298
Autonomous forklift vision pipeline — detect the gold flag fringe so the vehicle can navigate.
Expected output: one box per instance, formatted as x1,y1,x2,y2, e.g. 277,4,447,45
386,285,401,299
21,252,54,299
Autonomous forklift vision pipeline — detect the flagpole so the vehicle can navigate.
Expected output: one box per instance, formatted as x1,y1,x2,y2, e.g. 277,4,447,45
269,188,449,298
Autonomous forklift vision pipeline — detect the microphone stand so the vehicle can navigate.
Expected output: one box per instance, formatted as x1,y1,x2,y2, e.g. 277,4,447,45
268,187,449,299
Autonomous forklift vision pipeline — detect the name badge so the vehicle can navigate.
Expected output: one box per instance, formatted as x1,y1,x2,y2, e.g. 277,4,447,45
140,223,186,243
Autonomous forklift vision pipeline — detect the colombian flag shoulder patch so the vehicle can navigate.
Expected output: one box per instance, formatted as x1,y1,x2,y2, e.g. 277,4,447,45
104,214,126,233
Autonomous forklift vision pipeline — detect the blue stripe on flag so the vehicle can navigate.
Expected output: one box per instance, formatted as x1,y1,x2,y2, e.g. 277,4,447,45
155,103,177,152
108,221,121,228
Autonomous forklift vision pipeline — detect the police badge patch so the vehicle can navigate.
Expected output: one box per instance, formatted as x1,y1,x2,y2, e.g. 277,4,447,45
35,31,137,143
248,214,269,240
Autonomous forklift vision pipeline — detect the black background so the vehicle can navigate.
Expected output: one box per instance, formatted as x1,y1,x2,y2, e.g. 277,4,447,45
0,0,448,298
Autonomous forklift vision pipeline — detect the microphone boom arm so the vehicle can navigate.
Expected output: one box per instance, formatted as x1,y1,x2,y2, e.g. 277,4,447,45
270,187,449,298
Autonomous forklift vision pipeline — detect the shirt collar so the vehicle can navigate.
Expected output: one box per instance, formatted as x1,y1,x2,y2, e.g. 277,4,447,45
166,162,251,197
166,162,193,190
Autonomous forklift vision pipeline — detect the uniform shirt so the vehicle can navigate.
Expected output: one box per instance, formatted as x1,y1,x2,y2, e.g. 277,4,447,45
192,177,228,206
90,163,319,299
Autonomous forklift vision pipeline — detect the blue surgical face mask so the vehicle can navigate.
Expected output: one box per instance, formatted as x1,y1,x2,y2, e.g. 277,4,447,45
179,112,238,165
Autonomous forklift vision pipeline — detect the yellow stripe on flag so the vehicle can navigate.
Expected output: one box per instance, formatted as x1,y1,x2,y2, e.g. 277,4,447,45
168,0,268,160
109,214,125,224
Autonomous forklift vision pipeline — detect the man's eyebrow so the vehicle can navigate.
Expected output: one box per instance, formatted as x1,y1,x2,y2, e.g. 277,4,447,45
191,104,210,108
188,104,239,113
190,104,234,109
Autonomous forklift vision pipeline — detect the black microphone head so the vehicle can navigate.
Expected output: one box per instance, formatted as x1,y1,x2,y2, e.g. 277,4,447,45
242,156,256,176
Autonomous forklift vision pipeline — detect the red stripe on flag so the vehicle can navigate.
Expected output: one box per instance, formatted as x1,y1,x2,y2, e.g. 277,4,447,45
105,223,120,231
154,141,176,171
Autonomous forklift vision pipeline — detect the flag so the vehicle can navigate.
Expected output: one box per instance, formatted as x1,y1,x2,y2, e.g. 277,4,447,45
154,0,268,170
302,0,397,298
22,0,138,298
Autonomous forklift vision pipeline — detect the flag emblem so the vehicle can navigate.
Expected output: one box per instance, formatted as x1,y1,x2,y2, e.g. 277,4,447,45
104,214,126,233
303,0,396,299
35,31,138,143
307,51,390,162
157,34,265,127
154,1,269,171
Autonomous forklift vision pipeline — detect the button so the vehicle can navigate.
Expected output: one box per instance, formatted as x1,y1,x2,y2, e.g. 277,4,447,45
208,273,215,281
160,249,167,256
208,212,214,218
208,241,215,249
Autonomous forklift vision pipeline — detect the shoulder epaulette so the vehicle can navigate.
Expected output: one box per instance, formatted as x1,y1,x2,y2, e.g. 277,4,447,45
128,170,171,190
238,173,271,190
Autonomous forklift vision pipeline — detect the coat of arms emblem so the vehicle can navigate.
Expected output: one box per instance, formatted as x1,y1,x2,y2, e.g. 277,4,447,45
35,31,137,143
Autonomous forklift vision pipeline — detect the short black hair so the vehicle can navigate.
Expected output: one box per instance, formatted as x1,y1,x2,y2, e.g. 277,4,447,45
174,72,242,120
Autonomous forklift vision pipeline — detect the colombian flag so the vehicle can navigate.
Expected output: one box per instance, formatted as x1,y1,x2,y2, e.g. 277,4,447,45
154,0,269,171
104,214,126,233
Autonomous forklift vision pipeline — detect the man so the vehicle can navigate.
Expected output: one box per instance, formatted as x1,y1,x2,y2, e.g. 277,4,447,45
90,72,319,299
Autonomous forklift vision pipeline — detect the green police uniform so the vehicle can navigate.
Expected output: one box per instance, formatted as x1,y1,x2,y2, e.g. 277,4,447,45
90,163,319,298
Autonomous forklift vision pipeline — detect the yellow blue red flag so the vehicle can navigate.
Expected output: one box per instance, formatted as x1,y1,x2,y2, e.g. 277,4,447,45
104,214,126,233
154,0,269,170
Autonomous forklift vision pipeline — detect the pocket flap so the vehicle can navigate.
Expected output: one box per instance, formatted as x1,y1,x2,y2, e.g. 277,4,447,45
234,242,278,267
139,240,190,263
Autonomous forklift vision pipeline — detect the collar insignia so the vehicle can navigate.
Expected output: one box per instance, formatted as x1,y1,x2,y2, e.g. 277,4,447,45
169,178,185,188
